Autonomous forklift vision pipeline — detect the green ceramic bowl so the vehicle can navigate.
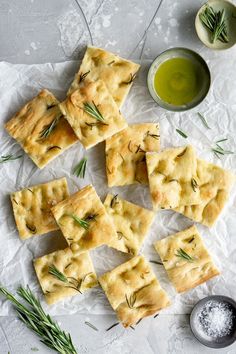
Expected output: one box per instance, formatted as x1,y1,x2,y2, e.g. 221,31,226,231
147,47,211,112
195,0,236,50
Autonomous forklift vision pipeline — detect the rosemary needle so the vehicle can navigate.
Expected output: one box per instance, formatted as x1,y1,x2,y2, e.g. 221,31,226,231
176,129,188,138
83,101,105,122
73,157,87,178
197,112,211,129
0,285,77,354
0,154,22,164
39,116,60,139
84,321,98,331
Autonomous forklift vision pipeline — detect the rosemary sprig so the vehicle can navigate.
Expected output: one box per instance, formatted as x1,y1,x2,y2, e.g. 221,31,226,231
83,102,105,122
39,116,60,139
0,154,22,164
212,138,234,157
0,285,77,354
197,112,211,129
176,129,188,138
48,265,92,294
84,321,98,331
175,248,195,262
191,178,199,192
73,157,87,178
68,214,89,230
199,5,229,43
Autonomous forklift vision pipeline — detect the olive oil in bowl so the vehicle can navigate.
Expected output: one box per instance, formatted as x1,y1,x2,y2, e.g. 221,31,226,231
147,48,211,111
154,57,202,106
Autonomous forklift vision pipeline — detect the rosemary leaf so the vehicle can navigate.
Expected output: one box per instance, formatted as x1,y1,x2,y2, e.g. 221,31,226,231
68,214,90,230
149,260,163,265
106,322,120,331
176,129,188,138
0,285,77,354
216,138,228,143
191,178,199,192
212,148,233,155
79,70,90,83
39,116,60,139
175,248,195,262
110,194,119,208
83,101,105,122
197,112,211,129
85,321,98,331
73,157,87,178
125,293,136,309
154,314,159,318
0,154,22,164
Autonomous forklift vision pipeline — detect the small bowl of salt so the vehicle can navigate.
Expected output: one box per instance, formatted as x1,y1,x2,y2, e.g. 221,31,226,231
190,295,236,348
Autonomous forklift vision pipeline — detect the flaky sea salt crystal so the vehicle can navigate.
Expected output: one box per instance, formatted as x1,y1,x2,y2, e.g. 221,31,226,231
195,300,235,338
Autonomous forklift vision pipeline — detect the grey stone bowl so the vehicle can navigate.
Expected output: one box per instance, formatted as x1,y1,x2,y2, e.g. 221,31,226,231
190,295,236,348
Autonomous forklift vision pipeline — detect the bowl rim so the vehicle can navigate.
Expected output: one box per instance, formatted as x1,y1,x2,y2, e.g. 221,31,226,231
195,0,236,50
190,295,236,349
147,47,211,112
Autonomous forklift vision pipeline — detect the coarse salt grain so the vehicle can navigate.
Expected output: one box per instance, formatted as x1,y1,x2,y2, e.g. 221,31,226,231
195,300,235,338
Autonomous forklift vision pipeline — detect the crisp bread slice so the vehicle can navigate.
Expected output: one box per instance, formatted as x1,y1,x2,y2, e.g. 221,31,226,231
59,79,127,149
154,225,220,293
104,194,154,255
174,159,235,227
146,145,201,210
99,255,170,328
5,89,78,169
34,247,98,305
68,46,140,107
11,177,69,240
51,185,117,254
105,123,160,187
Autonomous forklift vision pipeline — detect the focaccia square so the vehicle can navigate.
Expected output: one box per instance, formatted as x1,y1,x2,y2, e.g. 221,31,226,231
5,89,78,169
11,177,69,240
99,255,170,328
51,185,117,254
106,123,160,187
34,247,98,305
68,46,140,107
146,145,201,210
174,159,235,227
104,194,154,255
154,225,220,293
59,80,127,149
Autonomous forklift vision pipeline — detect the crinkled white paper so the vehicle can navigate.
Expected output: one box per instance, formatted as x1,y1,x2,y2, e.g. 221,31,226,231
0,57,236,316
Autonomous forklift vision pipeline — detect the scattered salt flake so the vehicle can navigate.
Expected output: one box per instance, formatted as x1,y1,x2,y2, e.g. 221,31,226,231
169,18,178,27
102,15,111,28
195,301,235,338
24,50,30,56
155,17,161,25
30,42,37,50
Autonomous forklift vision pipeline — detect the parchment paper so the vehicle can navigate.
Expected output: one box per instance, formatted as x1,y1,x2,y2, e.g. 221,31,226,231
0,57,236,316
